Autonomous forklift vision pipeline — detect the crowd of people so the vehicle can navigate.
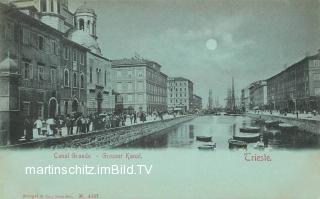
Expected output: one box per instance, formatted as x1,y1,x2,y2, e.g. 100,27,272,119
22,110,171,141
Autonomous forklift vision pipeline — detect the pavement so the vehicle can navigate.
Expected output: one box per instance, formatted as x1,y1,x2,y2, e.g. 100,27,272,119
248,111,320,121
20,114,180,142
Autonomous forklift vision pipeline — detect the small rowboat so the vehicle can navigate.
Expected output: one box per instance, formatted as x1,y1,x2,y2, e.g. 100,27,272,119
278,123,297,129
265,120,279,125
198,144,216,150
278,123,297,133
228,139,247,149
239,127,260,133
196,136,212,142
233,133,261,143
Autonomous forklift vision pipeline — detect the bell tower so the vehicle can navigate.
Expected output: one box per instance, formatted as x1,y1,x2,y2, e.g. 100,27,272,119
74,2,97,39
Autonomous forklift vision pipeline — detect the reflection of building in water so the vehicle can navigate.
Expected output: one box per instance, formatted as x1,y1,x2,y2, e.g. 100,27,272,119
189,125,194,139
167,125,191,147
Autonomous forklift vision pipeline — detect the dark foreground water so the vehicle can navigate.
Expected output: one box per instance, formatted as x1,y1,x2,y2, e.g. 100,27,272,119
123,115,320,150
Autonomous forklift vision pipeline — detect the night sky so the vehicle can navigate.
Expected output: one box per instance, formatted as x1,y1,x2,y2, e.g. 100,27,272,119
70,0,320,107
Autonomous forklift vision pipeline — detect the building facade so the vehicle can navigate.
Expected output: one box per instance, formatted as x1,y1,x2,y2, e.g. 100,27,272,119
241,86,250,112
249,80,267,110
0,1,116,145
191,94,202,111
267,51,320,112
0,3,89,144
167,77,193,112
111,58,167,113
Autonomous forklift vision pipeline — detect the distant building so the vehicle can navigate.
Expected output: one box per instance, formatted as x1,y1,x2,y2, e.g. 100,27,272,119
267,51,320,112
111,58,167,113
167,77,193,112
241,86,250,111
192,94,202,111
249,80,267,110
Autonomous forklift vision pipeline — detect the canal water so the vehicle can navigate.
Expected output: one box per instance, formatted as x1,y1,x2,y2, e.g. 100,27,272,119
123,115,320,150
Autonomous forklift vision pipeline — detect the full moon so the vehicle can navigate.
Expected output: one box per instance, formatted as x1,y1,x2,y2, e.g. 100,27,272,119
206,39,218,50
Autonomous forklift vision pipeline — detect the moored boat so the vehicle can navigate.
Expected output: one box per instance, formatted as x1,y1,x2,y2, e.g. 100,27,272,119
196,136,212,142
278,123,298,133
228,139,247,149
265,120,281,127
198,144,216,150
278,123,297,129
233,133,261,143
239,126,260,133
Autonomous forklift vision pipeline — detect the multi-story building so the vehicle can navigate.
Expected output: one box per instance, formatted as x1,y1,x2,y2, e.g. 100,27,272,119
267,51,320,112
69,4,114,114
167,77,193,112
0,1,115,145
241,86,250,112
191,94,202,111
111,58,167,113
0,2,88,144
249,80,267,110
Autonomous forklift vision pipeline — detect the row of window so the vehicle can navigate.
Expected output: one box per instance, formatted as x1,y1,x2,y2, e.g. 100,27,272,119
2,22,85,64
115,70,144,79
40,0,61,14
146,83,166,95
22,62,57,84
63,46,85,64
169,87,187,92
169,99,188,103
170,93,187,97
116,82,145,92
89,67,109,87
63,69,85,89
169,82,188,86
147,95,166,104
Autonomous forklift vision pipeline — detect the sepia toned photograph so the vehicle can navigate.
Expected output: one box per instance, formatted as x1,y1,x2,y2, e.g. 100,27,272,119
0,0,319,199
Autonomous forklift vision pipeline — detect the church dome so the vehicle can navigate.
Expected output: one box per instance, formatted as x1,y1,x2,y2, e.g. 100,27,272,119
75,2,95,15
69,30,101,55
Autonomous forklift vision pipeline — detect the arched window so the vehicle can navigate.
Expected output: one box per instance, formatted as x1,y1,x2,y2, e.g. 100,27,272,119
64,69,69,87
73,72,77,87
80,73,84,88
87,20,90,30
92,22,95,35
79,18,84,31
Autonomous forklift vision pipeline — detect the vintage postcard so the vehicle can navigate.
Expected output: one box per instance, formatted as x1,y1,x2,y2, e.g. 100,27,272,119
0,0,320,199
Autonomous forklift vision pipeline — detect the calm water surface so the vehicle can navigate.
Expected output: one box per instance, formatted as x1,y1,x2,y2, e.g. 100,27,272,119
123,115,320,150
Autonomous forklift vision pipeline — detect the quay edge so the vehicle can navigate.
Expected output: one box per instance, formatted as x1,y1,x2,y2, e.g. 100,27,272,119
246,113,320,135
1,115,196,149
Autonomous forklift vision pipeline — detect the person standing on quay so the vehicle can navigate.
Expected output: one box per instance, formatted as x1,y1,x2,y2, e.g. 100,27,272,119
134,112,137,123
34,117,43,136
76,116,82,134
24,116,33,141
130,114,133,124
66,116,72,135
86,117,90,132
81,116,87,133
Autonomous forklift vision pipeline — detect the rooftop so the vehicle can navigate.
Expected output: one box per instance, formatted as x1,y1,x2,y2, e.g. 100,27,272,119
75,2,95,15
